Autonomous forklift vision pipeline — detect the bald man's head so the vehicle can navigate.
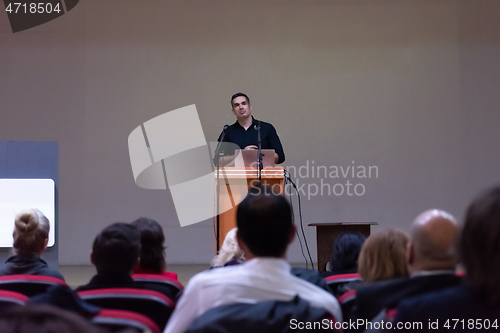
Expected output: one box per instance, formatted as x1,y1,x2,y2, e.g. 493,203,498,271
407,209,459,274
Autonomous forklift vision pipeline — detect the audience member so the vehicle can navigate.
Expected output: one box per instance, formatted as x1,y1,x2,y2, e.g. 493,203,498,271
358,229,409,283
75,222,177,301
0,304,113,333
352,209,461,323
76,223,141,292
327,232,366,275
164,187,342,333
322,232,366,297
0,209,64,280
211,228,245,268
131,217,178,280
393,186,500,332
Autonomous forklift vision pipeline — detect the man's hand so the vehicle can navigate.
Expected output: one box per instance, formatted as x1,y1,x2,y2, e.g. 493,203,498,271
244,145,258,150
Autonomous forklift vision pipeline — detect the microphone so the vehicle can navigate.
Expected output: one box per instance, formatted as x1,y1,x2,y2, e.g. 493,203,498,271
215,125,230,161
252,118,260,129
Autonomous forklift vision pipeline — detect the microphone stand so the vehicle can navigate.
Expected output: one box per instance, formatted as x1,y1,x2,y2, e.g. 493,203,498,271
256,121,263,184
215,125,228,253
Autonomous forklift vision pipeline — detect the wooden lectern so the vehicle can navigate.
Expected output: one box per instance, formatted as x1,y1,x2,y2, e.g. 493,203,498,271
214,167,284,251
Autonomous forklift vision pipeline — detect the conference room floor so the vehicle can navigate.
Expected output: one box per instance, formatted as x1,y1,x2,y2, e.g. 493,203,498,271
60,263,310,289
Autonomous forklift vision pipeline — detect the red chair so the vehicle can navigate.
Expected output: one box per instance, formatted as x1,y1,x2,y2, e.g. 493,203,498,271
0,290,28,308
93,309,162,333
325,273,362,297
132,273,184,300
78,288,174,330
338,289,357,321
0,275,68,297
325,273,362,286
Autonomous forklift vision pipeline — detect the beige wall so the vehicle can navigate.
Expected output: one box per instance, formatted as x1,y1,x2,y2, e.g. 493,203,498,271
1,0,499,265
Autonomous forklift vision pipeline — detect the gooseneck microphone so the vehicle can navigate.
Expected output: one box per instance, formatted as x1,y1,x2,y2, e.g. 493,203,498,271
214,125,229,162
255,120,263,183
215,124,229,253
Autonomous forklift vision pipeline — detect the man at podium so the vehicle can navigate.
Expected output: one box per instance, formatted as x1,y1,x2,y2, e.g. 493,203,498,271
216,92,285,165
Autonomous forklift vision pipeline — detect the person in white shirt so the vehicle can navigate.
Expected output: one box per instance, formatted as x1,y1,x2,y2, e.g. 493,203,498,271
164,186,342,333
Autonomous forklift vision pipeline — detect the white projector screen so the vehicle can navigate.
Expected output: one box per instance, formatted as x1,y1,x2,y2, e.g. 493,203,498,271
0,179,55,248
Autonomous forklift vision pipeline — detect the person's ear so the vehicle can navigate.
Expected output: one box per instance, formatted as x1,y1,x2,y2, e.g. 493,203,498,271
43,238,48,250
90,252,95,265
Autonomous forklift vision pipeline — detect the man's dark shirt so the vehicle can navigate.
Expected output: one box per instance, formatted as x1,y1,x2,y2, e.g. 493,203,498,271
217,117,285,164
352,273,462,323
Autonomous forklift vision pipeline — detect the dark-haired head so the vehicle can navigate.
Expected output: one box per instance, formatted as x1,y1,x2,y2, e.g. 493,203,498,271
329,232,366,274
236,186,294,258
91,223,140,275
131,217,166,273
460,185,500,307
230,92,250,107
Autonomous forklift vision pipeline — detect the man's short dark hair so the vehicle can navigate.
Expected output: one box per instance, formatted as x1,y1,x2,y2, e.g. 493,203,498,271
92,222,141,274
460,185,500,306
236,186,293,257
230,92,250,107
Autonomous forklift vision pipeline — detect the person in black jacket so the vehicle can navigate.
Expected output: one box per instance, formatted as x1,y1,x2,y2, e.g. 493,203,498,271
216,92,285,165
76,222,176,301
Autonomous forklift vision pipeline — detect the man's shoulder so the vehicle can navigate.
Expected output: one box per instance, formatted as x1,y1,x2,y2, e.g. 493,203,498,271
356,278,414,299
287,271,337,301
359,273,460,297
188,265,244,286
256,119,276,130
396,285,471,320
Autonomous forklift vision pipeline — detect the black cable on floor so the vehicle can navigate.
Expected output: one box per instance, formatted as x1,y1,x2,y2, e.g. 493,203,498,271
284,169,314,270
285,170,309,269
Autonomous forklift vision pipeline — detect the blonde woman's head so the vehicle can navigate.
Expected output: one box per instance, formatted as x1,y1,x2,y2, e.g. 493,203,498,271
358,229,409,283
211,228,245,267
13,209,50,255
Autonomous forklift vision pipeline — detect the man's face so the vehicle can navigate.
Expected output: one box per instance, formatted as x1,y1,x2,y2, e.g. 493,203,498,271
231,96,252,121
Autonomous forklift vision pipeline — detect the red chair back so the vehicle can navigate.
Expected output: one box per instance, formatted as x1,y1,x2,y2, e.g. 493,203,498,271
93,309,162,333
0,290,28,308
325,273,362,298
338,289,357,321
325,273,361,285
78,288,174,330
0,275,68,297
132,274,184,300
